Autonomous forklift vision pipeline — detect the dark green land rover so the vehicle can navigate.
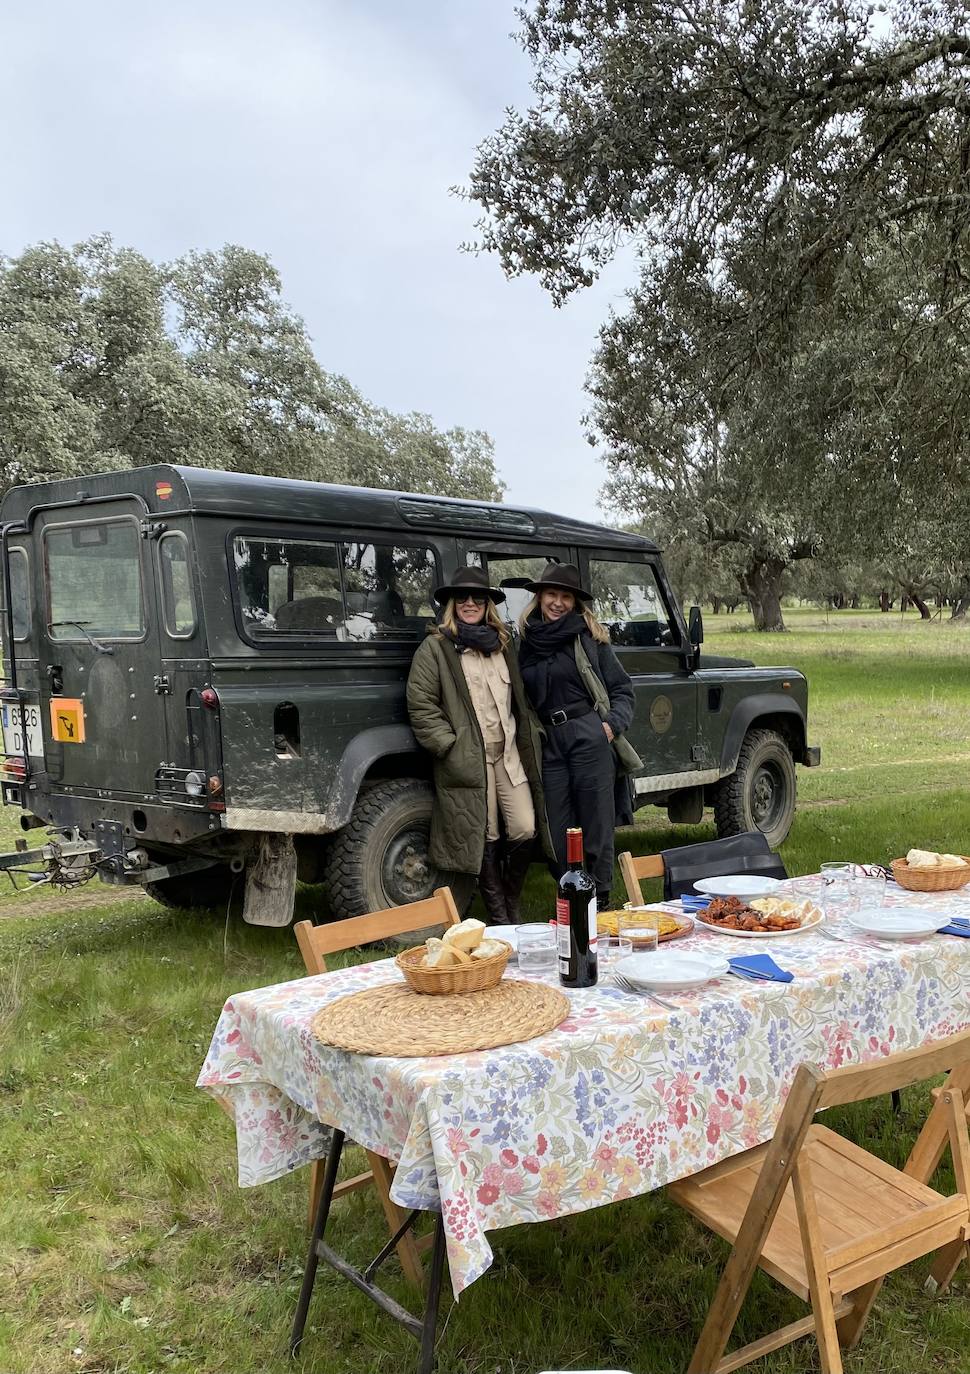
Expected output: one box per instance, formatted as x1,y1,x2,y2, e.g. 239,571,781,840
0,465,818,920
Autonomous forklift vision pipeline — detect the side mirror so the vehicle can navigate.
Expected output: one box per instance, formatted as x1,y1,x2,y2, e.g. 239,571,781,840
688,605,704,648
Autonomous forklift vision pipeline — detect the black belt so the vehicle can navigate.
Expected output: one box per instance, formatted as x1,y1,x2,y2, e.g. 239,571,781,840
542,704,595,727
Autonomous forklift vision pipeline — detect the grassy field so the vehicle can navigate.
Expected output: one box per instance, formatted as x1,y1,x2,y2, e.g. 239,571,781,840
2,608,970,1374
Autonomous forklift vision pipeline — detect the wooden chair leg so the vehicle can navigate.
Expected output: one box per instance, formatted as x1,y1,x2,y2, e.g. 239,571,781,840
926,1238,970,1293
307,1158,324,1230
836,1277,885,1351
366,1149,425,1289
792,1154,844,1374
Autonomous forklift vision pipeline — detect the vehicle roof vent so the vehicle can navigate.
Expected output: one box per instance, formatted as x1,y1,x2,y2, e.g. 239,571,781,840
397,498,536,535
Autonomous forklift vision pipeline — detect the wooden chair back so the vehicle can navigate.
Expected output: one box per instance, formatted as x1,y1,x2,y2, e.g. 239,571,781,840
294,886,461,975
617,850,663,907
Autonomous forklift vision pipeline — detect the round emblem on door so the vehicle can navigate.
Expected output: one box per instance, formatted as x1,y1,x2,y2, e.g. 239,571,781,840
649,694,673,734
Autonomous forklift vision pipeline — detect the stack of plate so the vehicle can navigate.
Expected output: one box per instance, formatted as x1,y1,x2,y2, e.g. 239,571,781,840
849,908,950,940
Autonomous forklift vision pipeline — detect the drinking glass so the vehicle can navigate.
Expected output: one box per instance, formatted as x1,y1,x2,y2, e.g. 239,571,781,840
619,905,660,953
516,924,557,974
597,936,633,971
819,861,857,914
851,869,887,911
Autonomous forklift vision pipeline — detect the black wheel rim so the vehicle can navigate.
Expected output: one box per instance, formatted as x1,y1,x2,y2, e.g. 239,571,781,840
750,759,787,831
382,825,437,905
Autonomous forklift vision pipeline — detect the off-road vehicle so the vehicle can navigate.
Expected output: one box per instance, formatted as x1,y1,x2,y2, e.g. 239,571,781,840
0,465,819,920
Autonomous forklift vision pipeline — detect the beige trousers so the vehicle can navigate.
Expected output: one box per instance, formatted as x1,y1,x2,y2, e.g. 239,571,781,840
484,738,536,844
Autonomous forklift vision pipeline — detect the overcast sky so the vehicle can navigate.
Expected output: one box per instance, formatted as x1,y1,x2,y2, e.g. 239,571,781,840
1,1,637,521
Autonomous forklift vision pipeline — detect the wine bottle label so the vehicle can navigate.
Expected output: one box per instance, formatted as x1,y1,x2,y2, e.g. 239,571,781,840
556,897,571,958
587,896,598,952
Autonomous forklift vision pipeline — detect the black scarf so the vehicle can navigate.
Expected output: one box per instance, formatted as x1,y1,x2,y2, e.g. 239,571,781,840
443,621,500,655
519,609,586,660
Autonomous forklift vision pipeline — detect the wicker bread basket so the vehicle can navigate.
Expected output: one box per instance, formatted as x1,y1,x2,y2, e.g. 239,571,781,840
891,856,970,893
395,940,512,995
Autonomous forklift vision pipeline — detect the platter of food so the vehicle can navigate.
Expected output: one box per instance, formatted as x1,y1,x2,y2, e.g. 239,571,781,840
597,908,694,946
694,895,823,938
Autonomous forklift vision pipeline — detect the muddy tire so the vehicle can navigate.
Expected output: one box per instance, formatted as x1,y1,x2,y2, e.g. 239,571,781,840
144,864,238,912
322,778,475,938
713,727,797,849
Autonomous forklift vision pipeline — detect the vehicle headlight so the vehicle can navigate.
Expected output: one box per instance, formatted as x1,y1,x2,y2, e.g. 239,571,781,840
185,770,205,797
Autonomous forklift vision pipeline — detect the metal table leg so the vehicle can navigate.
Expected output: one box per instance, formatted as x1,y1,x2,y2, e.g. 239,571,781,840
289,1128,448,1372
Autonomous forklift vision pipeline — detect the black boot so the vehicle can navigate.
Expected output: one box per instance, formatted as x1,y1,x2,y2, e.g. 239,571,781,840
478,841,510,924
502,839,534,925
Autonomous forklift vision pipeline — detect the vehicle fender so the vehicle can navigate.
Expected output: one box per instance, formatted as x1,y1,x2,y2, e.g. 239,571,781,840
718,695,806,775
325,724,422,830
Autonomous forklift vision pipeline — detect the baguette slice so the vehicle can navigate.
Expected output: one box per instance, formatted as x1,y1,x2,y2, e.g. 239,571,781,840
423,937,458,968
442,917,486,953
470,938,508,960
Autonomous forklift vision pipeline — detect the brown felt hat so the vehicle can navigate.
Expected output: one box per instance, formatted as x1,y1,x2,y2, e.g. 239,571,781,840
433,566,506,606
526,561,593,602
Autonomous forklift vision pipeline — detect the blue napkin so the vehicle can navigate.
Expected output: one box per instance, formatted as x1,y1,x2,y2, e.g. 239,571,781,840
940,922,970,938
681,894,712,911
728,953,794,983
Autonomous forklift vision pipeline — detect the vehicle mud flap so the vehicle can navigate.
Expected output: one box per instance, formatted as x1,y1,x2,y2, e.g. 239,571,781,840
243,832,298,927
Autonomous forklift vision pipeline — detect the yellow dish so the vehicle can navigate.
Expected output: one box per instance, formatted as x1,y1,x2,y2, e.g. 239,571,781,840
597,909,683,939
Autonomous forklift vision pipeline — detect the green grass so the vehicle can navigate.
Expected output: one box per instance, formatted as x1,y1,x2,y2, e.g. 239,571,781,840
2,612,970,1373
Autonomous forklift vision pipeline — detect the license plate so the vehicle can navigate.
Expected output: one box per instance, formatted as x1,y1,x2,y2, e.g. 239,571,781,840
2,701,43,758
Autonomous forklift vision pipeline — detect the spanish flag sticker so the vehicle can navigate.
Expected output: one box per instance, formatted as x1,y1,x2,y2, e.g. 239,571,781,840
155,481,173,500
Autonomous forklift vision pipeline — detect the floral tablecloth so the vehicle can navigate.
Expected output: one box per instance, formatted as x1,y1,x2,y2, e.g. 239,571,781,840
198,881,970,1297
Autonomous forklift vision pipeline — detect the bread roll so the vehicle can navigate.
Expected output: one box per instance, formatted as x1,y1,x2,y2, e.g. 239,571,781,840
423,937,473,968
906,848,941,868
940,853,967,867
442,918,485,953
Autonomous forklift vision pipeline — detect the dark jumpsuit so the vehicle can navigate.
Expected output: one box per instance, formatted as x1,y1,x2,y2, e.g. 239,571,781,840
519,631,634,896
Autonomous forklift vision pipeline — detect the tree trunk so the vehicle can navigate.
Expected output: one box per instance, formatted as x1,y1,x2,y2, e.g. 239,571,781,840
710,595,721,614
738,556,786,632
952,594,970,620
879,590,892,612
907,590,932,619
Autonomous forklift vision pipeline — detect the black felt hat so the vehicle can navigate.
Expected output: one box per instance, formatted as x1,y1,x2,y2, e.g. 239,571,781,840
433,566,506,606
526,561,593,603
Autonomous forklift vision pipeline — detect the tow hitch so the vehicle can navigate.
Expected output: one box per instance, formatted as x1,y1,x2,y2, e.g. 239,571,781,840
0,828,222,894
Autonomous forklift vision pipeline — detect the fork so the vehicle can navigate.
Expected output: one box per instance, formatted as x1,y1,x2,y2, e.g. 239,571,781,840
818,927,893,951
612,974,678,1011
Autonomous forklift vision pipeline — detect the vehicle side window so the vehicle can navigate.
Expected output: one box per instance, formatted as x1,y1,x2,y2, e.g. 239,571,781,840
157,533,196,637
482,555,558,635
340,543,436,642
232,536,436,643
588,558,678,648
45,520,144,641
7,548,30,641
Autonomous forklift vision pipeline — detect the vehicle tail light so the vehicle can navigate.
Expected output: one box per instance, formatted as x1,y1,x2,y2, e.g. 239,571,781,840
200,688,219,709
2,758,26,780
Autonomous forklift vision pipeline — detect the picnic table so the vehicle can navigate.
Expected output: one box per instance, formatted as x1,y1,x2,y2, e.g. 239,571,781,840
197,879,970,1364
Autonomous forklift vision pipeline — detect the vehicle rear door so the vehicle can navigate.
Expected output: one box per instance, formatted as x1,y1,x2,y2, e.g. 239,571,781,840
36,501,169,797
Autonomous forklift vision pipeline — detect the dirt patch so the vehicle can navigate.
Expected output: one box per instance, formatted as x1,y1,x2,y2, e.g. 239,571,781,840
0,881,150,921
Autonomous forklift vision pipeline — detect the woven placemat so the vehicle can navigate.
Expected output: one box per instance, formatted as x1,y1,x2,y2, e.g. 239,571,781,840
311,978,570,1057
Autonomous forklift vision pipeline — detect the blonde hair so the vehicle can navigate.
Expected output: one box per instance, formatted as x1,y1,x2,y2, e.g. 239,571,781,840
517,593,610,644
434,597,510,649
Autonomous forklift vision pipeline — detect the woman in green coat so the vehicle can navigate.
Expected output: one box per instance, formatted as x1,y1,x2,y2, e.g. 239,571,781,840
406,568,549,924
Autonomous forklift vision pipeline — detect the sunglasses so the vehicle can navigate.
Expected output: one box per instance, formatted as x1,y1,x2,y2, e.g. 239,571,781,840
455,593,488,606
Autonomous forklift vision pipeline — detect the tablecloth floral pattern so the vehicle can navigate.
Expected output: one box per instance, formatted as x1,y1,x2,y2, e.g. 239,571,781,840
198,882,970,1297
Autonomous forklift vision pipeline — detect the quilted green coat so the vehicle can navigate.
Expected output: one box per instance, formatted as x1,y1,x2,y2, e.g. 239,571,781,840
406,632,551,875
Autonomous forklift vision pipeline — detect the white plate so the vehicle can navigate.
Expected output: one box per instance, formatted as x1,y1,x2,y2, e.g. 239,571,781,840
848,907,950,940
694,907,823,938
693,875,785,899
616,950,728,991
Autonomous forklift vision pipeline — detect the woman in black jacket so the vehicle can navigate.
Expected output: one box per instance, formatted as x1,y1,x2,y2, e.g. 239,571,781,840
517,562,635,909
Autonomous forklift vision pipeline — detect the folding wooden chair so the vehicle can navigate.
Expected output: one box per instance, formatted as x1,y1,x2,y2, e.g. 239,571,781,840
667,1028,970,1374
293,886,461,1288
617,850,664,907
